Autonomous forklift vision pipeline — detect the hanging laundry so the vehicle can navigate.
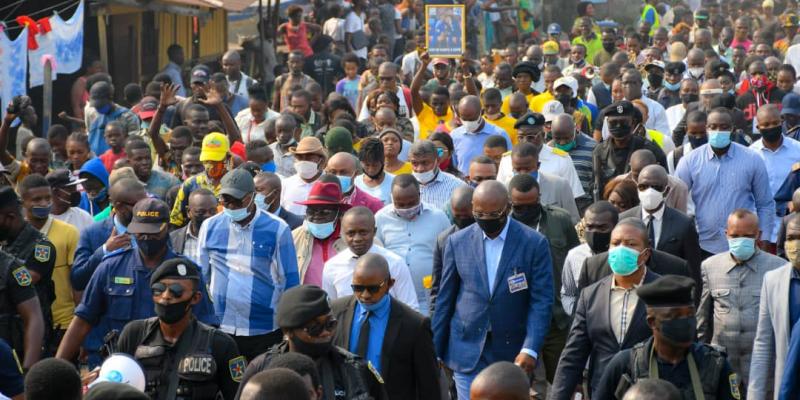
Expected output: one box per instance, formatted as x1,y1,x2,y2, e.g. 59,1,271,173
0,27,29,118
52,0,84,74
28,16,56,88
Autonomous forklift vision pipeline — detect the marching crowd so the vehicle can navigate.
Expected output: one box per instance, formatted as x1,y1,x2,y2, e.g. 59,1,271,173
7,0,800,399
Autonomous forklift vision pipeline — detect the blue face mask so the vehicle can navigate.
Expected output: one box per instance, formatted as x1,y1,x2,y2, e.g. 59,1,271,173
223,195,253,222
261,161,276,173
96,103,112,115
607,245,641,276
360,293,390,312
708,130,732,149
529,171,539,181
728,237,756,260
306,220,336,239
114,215,128,234
90,187,108,203
255,193,268,210
337,175,353,193
663,80,681,91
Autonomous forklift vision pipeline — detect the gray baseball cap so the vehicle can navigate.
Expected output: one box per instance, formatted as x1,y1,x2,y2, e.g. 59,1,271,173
219,168,255,200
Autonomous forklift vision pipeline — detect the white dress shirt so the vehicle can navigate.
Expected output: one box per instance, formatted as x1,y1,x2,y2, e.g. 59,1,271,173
641,204,665,246
322,244,419,310
280,174,316,216
560,243,593,315
637,95,672,137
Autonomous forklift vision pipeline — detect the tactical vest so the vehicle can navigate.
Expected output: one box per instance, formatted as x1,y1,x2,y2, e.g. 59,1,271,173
134,318,220,400
0,254,25,355
629,341,726,400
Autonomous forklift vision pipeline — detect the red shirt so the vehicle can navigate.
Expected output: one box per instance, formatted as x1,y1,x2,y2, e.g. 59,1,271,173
99,149,126,173
283,22,313,57
344,186,385,214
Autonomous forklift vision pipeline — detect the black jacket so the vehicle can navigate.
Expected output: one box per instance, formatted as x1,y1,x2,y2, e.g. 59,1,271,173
332,296,442,400
591,135,667,201
578,249,691,296
429,224,459,316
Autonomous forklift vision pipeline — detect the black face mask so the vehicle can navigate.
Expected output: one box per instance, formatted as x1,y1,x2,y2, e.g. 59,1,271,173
647,74,663,88
475,215,507,236
659,316,697,345
603,42,616,53
585,230,611,254
138,237,168,258
512,204,542,226
556,93,572,108
453,216,475,229
680,94,699,105
191,215,208,233
608,123,631,138
154,299,191,324
289,335,332,359
688,135,708,148
760,125,783,142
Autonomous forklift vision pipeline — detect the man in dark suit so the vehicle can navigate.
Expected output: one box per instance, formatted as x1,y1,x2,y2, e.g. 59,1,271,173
433,181,553,400
331,253,441,400
620,164,702,301
430,186,474,316
551,218,660,398
578,219,691,294
254,171,303,229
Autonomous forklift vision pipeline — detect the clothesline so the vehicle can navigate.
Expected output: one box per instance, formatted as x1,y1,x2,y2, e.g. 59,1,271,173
1,0,80,33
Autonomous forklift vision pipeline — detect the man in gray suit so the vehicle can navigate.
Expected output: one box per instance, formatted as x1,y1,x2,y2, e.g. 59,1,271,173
505,142,579,223
697,209,784,389
749,213,800,399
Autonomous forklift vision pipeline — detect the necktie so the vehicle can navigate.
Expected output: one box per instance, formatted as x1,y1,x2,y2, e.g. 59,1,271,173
356,311,371,358
647,215,655,246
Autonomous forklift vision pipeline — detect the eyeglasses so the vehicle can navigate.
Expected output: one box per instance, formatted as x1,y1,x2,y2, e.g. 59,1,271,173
637,183,665,192
151,282,187,298
351,280,387,294
473,206,507,220
302,318,338,337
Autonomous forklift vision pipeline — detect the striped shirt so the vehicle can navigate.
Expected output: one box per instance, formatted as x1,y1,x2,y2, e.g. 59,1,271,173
566,133,597,199
197,209,300,336
420,170,467,210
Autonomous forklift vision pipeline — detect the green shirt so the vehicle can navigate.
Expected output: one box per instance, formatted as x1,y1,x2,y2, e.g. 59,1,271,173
93,206,111,222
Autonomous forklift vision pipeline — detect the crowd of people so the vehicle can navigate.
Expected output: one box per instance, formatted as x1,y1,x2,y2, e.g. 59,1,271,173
7,0,800,399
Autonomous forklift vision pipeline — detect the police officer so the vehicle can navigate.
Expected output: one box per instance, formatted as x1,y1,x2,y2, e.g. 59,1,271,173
0,186,56,345
116,258,242,400
56,196,217,366
0,248,44,371
593,275,741,400
236,285,388,400
592,101,666,201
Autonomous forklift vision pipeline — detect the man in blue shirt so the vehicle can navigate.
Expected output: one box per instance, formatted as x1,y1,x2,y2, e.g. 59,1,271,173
331,253,441,400
56,198,216,367
675,107,775,258
451,95,512,176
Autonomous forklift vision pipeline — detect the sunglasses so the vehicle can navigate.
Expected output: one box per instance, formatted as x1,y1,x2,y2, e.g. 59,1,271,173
303,318,338,337
151,282,187,298
351,280,387,294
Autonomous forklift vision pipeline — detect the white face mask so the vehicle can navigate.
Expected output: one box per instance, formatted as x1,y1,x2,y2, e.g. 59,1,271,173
638,187,664,211
461,117,482,133
688,67,704,78
412,168,436,184
294,160,318,180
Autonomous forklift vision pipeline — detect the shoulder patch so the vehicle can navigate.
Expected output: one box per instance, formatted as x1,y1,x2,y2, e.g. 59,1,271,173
33,244,51,262
367,361,384,384
228,356,246,382
551,147,568,156
729,373,741,399
793,162,800,172
12,267,32,287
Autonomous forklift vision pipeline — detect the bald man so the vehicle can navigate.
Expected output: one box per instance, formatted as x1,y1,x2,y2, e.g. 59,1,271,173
331,252,441,400
451,95,512,176
324,153,384,214
470,361,530,400
222,50,256,98
323,206,418,308
432,180,553,400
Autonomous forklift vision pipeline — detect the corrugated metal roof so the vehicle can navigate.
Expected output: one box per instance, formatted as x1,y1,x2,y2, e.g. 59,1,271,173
163,0,254,12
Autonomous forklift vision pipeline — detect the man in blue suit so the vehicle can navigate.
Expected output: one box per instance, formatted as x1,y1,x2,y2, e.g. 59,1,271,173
432,180,554,400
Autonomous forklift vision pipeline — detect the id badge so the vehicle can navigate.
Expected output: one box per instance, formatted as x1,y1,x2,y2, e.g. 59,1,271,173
508,272,528,293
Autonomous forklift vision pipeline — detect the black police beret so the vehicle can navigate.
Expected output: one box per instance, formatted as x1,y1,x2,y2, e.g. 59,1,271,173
665,62,686,75
513,111,545,129
0,186,20,209
636,275,695,307
513,61,540,79
149,258,201,286
709,60,731,76
276,286,331,329
603,101,637,118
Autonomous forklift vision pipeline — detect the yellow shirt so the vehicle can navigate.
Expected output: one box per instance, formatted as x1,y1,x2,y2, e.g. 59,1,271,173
500,92,536,116
42,217,80,328
417,103,453,140
529,92,555,113
386,162,412,175
485,114,519,145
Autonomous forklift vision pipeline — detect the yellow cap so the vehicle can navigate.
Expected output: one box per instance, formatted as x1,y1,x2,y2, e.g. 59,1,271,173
200,132,230,162
542,40,560,56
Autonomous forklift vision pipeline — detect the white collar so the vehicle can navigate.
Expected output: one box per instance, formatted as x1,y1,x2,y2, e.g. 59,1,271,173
641,204,666,221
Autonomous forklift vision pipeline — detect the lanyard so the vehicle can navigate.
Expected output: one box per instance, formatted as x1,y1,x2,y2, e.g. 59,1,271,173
649,344,705,400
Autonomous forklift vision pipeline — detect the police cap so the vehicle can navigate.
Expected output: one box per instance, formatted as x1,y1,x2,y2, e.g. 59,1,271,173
636,275,695,308
276,285,331,329
149,258,201,286
603,101,637,118
513,111,545,129
665,62,686,76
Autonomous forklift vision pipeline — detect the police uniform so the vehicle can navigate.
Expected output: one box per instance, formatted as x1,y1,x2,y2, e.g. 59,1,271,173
0,338,24,398
0,250,36,359
593,276,741,400
236,285,388,400
116,259,242,400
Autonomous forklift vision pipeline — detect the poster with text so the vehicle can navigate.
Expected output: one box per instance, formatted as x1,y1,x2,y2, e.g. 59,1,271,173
425,5,465,58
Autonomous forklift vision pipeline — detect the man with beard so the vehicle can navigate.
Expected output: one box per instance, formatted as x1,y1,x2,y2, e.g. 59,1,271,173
237,285,388,400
